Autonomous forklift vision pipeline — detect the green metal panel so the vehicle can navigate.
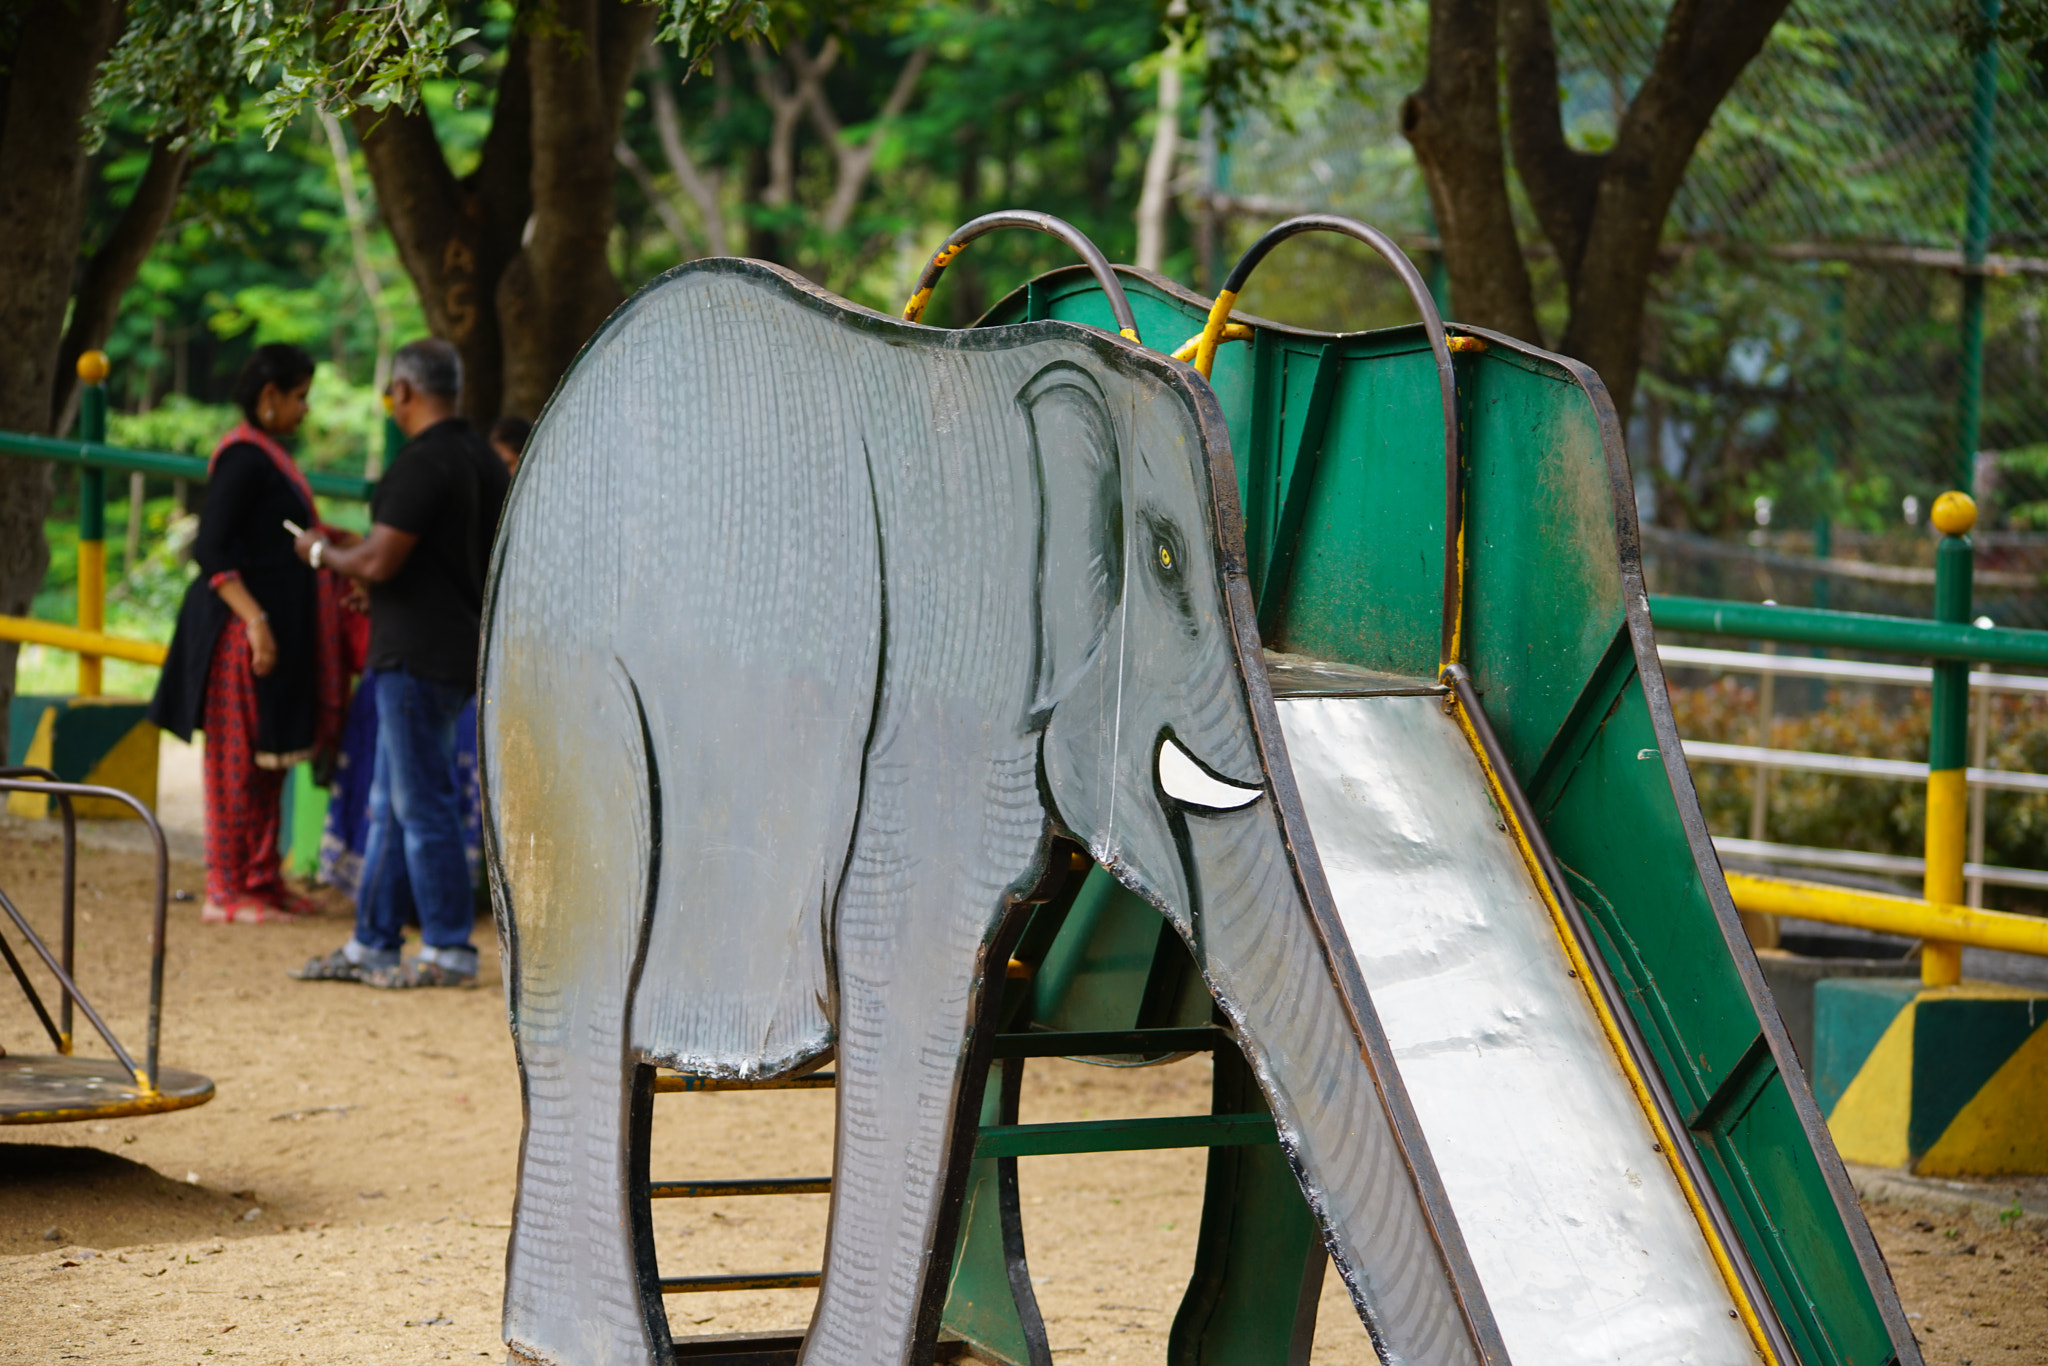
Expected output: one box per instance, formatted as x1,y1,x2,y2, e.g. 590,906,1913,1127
985,265,1914,1366
1541,678,1764,1103
282,763,328,877
942,1059,1041,1366
1168,1041,1322,1366
1028,868,1212,1048
1460,350,1630,777
1264,335,1442,677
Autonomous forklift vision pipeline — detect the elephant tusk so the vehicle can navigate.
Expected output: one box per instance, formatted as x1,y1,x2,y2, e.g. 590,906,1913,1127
1157,735,1264,812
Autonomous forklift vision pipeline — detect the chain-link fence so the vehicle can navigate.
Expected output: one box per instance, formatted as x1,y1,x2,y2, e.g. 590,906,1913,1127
1204,0,2048,626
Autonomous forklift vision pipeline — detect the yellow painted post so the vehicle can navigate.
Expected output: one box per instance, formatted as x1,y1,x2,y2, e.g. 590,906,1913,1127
74,350,111,698
1923,491,1977,985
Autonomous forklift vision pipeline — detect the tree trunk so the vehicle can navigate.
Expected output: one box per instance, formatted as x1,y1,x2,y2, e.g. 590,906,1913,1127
354,38,532,425
1422,0,1790,420
1400,0,1541,341
496,0,655,417
0,0,123,745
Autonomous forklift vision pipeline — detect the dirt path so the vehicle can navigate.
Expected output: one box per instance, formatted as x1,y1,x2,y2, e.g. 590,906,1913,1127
0,823,2040,1364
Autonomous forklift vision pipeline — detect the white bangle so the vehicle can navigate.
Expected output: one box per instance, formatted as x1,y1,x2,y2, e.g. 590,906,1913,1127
310,540,325,570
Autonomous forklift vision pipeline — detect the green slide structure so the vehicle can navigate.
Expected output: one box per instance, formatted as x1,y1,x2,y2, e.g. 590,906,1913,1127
952,238,1918,1366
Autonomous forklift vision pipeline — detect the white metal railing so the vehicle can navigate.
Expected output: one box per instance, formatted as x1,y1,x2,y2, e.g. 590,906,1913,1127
1678,740,2048,794
1709,837,2048,894
1657,643,2048,904
1659,644,2048,695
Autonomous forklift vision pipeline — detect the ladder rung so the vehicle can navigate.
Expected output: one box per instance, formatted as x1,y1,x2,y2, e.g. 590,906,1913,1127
973,1111,1277,1159
671,1330,805,1361
651,1177,831,1198
990,1026,1231,1058
653,1028,1229,1093
656,1072,837,1093
661,1271,822,1294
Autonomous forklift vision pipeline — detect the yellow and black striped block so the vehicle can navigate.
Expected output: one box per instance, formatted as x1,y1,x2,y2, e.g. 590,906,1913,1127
5,695,157,820
1814,977,2048,1176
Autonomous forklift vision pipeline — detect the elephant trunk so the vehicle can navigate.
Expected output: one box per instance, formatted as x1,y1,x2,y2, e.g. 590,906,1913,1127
1176,802,1504,1366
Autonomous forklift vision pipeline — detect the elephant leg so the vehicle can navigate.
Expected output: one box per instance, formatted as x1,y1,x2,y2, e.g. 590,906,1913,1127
800,749,1043,1366
802,913,1005,1366
503,989,665,1366
491,661,665,1366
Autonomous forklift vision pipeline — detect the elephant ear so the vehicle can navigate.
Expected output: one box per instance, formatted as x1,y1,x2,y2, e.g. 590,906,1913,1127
1020,360,1123,718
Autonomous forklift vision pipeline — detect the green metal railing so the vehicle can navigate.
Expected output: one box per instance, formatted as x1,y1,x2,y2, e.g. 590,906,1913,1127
0,426,376,502
1647,593,2048,667
1649,491,2048,984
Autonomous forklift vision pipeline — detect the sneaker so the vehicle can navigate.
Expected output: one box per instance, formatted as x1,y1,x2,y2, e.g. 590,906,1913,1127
362,960,477,990
289,947,366,982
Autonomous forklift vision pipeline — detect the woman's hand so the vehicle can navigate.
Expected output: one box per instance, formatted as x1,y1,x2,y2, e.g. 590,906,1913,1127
214,577,277,677
246,615,278,677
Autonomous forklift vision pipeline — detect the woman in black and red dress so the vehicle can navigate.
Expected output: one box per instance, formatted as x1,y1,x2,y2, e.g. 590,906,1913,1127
151,344,346,924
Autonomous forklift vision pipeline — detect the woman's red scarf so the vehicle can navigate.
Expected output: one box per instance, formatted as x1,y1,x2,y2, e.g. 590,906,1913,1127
212,421,355,757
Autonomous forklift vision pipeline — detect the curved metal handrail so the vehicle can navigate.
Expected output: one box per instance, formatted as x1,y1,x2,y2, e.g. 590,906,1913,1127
0,774,170,1092
1196,215,1464,671
902,211,1143,343
1,765,76,1048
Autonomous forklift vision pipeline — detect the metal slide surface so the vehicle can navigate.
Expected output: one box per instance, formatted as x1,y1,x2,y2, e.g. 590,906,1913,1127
1278,689,1752,1365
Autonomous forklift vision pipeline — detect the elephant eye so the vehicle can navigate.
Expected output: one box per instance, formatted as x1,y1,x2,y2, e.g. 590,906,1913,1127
1141,511,1195,626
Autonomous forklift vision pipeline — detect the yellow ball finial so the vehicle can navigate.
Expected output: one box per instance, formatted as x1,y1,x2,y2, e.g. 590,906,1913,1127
1931,490,1978,537
76,350,110,385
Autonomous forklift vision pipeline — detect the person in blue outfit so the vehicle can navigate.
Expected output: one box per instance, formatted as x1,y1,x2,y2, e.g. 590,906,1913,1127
289,338,510,988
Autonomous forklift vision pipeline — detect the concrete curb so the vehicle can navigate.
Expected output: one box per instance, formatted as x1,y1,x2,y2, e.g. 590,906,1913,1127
1847,1162,2048,1234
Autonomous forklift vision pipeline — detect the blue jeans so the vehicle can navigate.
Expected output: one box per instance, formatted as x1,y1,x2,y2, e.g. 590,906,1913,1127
350,669,476,973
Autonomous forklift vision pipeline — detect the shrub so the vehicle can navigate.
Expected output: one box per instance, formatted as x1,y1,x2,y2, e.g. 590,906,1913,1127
1668,678,2048,914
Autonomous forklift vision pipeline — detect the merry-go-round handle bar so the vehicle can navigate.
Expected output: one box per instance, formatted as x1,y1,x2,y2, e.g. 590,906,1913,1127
0,773,169,1091
902,211,1142,343
1196,214,1464,670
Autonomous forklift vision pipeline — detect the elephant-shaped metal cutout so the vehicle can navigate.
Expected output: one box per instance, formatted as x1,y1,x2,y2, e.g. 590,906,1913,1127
480,255,1507,1366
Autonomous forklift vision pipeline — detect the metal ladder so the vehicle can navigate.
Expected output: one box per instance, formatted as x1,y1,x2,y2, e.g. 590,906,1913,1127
649,849,1329,1366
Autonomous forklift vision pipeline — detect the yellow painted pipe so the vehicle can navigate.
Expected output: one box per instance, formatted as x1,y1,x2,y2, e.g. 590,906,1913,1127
0,614,166,667
1922,768,1968,984
1725,871,2048,960
76,539,106,697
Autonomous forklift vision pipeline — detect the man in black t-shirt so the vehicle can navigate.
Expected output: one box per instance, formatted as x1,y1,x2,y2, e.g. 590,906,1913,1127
290,339,510,988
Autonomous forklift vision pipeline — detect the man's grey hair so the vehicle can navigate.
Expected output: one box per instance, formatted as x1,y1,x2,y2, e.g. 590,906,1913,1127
393,338,462,399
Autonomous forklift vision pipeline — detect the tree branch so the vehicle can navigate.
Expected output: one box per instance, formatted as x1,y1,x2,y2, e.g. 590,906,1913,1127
814,46,929,235
1559,0,1790,418
646,45,728,256
319,111,396,401
1500,0,1604,287
52,138,190,431
615,134,698,255
749,38,812,209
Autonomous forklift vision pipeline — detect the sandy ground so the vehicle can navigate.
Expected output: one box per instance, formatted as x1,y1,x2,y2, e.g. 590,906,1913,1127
0,766,2042,1364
